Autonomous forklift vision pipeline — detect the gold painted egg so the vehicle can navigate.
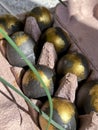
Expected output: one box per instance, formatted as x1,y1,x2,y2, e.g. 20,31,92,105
39,97,77,130
37,27,70,56
0,15,23,39
29,6,53,31
22,65,55,98
57,52,90,81
6,31,35,67
76,80,98,114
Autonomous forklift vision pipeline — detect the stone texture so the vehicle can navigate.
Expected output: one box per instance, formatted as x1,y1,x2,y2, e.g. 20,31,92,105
38,42,57,69
79,112,98,130
0,40,6,57
0,4,9,15
0,0,63,18
55,73,78,103
28,99,42,126
0,0,36,16
10,66,24,86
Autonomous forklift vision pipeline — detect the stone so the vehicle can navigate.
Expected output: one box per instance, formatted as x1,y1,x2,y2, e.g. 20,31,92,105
0,40,6,57
79,111,98,130
55,73,78,103
38,42,57,69
10,66,24,86
27,99,42,126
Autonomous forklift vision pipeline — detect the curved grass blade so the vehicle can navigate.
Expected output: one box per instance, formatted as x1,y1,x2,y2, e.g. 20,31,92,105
0,28,52,130
0,77,65,130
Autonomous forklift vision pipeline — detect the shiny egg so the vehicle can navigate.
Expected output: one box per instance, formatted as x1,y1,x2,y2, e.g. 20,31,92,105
57,52,90,81
22,65,55,98
39,97,77,130
6,31,35,67
0,15,23,39
39,27,70,55
76,80,98,114
28,6,53,31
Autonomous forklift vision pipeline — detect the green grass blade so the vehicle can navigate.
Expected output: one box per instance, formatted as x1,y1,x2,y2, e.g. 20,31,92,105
0,77,65,130
0,28,52,130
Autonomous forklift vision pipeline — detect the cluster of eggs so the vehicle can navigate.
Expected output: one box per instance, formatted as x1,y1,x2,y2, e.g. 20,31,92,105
0,6,98,130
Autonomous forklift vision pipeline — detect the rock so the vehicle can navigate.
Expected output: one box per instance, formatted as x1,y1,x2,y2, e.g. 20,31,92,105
79,111,98,130
0,40,6,57
55,73,78,103
38,42,57,69
27,99,42,126
10,66,25,86
0,51,39,130
24,16,41,42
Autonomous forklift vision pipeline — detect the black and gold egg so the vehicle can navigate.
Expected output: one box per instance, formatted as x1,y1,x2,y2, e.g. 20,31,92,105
39,27,70,55
57,52,90,81
76,80,98,114
6,31,35,67
0,15,23,39
39,97,77,130
28,6,53,31
22,65,55,98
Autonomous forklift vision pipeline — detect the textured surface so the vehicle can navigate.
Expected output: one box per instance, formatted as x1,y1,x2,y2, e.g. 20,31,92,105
38,42,57,69
0,0,62,17
55,73,78,102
